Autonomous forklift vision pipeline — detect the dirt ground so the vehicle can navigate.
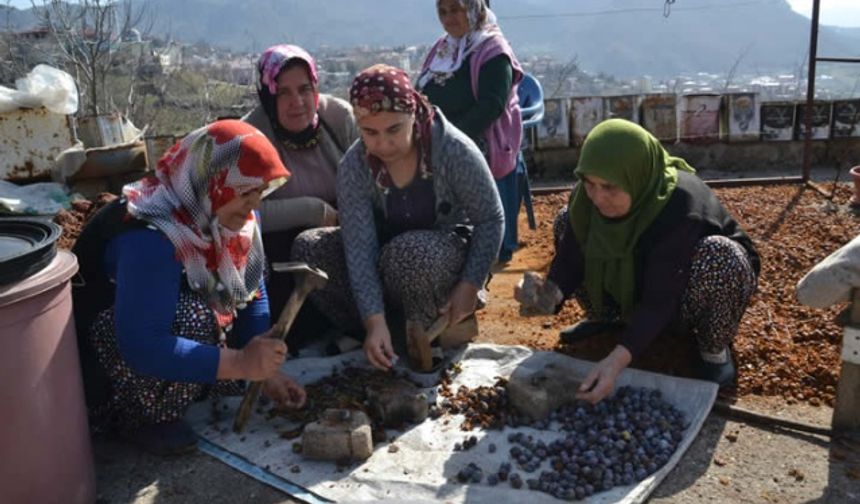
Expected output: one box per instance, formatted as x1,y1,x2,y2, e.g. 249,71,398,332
71,183,860,503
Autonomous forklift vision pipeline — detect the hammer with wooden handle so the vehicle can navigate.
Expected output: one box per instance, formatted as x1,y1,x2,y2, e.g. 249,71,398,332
232,262,328,433
405,313,478,372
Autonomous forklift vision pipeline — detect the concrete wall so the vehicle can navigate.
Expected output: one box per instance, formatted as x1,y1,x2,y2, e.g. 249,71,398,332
530,137,860,181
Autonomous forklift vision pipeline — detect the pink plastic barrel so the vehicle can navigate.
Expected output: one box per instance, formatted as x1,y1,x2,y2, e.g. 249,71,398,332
0,250,95,504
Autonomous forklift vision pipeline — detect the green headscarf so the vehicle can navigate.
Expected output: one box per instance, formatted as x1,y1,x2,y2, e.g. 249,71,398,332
568,119,696,319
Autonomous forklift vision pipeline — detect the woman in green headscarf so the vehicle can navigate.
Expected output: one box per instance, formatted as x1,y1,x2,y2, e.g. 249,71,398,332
515,119,760,403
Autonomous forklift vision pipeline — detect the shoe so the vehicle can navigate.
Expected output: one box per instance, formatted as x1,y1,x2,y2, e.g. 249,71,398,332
695,353,737,387
559,320,625,344
124,420,198,456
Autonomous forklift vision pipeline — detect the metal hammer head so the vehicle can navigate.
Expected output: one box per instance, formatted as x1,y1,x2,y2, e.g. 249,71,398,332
272,261,328,288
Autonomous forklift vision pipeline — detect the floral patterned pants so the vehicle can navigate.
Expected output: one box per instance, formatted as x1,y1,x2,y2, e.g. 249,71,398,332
88,289,241,431
553,209,757,354
291,227,469,334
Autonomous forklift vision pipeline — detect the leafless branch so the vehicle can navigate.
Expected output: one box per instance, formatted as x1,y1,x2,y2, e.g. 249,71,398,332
32,0,153,115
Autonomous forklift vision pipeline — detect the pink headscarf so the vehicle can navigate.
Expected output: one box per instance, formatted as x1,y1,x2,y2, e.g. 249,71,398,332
256,44,321,138
257,44,319,94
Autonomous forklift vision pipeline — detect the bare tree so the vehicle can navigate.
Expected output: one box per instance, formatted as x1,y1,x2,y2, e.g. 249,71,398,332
722,44,753,93
545,56,581,99
32,0,152,115
1,0,39,84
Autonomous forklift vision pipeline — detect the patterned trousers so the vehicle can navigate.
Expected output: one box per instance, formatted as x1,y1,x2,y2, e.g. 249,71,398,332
291,227,469,333
88,289,241,431
553,209,757,354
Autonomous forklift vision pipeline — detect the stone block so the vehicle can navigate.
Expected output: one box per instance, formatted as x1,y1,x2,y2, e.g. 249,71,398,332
506,361,585,421
367,379,429,427
302,409,373,461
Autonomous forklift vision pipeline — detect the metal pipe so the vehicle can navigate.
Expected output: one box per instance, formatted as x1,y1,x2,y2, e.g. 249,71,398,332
531,176,805,196
712,400,832,438
802,0,822,182
704,176,804,188
817,57,860,64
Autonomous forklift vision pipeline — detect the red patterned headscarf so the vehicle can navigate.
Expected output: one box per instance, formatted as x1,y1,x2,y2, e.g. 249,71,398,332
124,120,290,326
349,64,435,189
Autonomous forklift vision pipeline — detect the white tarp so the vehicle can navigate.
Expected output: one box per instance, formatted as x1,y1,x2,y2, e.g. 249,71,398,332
188,344,717,504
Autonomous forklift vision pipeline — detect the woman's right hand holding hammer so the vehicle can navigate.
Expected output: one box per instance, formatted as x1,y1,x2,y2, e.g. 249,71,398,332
217,331,287,380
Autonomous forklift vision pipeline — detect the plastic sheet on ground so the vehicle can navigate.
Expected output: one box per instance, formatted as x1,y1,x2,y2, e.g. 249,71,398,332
187,344,718,503
0,180,71,215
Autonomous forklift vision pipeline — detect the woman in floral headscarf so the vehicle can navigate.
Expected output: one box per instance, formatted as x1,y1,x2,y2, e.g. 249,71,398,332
291,64,503,370
73,120,306,456
243,44,358,346
417,0,523,263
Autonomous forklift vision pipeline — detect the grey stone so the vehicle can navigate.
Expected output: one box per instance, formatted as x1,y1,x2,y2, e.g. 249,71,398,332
507,361,585,421
302,409,373,461
367,379,429,427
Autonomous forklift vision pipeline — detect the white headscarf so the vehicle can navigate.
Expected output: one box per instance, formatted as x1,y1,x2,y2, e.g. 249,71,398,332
418,0,501,89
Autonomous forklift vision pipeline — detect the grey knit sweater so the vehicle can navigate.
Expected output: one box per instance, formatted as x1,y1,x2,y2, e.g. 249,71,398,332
337,109,504,321
243,94,358,232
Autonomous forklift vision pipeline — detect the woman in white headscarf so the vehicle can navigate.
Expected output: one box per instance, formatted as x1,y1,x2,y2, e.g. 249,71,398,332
417,0,523,263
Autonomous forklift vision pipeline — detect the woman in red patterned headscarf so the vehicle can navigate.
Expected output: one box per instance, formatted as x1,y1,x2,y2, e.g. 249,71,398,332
73,120,306,456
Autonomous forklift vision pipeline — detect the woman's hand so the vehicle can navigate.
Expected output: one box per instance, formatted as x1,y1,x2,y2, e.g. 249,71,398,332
439,281,479,325
262,372,307,410
217,332,287,381
363,314,396,370
575,345,633,404
514,272,563,315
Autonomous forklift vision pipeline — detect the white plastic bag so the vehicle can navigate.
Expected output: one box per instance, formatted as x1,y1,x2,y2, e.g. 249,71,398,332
0,65,78,115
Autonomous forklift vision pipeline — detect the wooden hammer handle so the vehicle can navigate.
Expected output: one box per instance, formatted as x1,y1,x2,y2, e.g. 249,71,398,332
423,315,451,345
233,288,309,433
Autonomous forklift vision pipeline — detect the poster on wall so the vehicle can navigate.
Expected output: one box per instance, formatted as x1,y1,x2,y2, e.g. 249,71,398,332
571,97,604,146
760,102,795,141
794,102,832,140
832,100,860,138
725,93,760,142
604,95,640,123
680,94,722,143
641,94,677,142
536,98,570,149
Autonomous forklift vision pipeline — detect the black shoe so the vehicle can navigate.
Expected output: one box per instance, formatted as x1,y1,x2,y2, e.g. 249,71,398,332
559,320,625,344
124,420,198,456
695,353,737,387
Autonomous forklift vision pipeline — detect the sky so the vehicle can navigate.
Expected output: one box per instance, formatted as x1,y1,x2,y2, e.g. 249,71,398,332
786,0,860,27
6,0,860,28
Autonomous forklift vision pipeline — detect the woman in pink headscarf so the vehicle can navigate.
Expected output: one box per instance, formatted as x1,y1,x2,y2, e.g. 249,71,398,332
244,44,359,350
